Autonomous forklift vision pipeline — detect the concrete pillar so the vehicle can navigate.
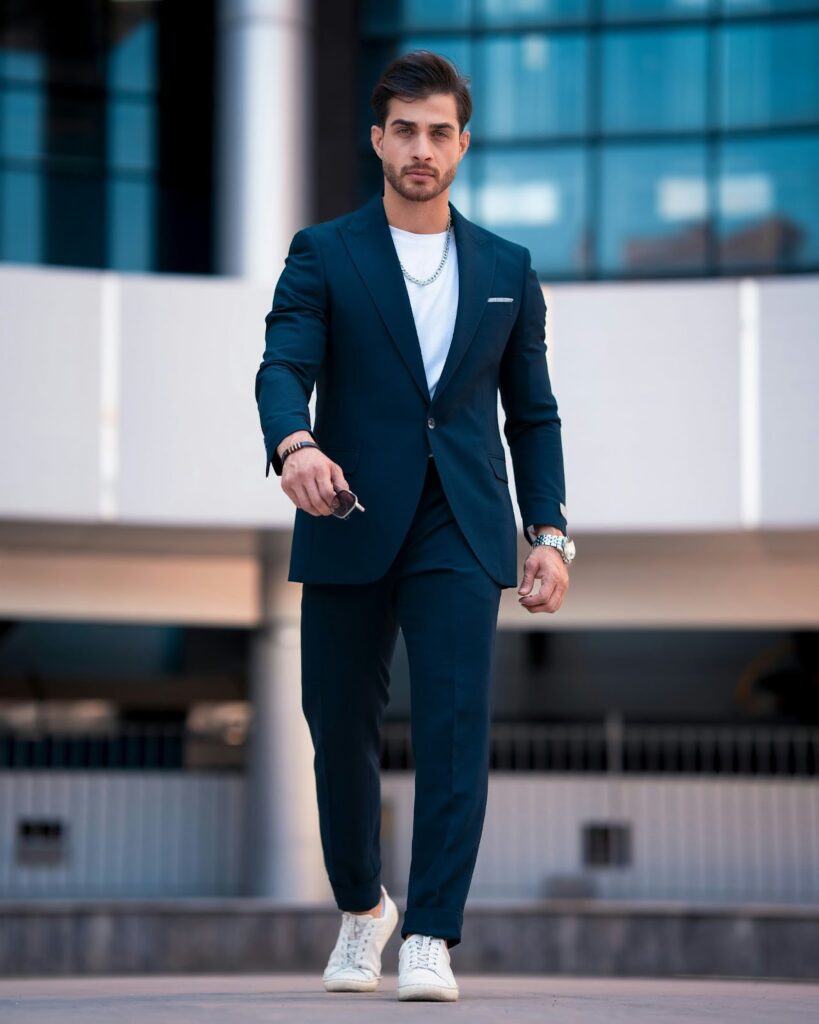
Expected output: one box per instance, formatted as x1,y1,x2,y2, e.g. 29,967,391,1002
215,0,314,281
245,614,329,899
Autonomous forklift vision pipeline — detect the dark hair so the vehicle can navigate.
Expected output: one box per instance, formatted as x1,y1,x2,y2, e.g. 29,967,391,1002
370,50,472,133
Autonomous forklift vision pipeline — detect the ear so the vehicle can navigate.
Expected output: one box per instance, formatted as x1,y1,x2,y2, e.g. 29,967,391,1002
370,124,383,158
459,128,470,159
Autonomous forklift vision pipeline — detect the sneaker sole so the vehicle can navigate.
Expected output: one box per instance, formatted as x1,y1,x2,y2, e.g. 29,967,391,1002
322,894,399,993
324,976,381,992
398,983,459,1001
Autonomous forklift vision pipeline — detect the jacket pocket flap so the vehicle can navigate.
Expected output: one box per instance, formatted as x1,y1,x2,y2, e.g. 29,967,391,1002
488,454,508,482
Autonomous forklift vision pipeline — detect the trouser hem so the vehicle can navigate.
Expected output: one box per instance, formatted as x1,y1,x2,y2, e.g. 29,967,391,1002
333,874,382,913
401,907,463,949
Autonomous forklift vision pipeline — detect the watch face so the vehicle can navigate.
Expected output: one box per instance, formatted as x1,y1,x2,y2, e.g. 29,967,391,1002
565,538,576,560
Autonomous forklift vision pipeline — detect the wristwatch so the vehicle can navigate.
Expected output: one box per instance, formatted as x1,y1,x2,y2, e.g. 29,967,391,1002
531,532,576,565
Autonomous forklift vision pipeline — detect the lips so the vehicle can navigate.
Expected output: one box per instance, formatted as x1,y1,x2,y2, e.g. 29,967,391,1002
408,170,433,177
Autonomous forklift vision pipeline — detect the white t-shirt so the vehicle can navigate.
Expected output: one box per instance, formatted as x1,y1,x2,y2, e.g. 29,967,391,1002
388,220,542,542
388,223,458,402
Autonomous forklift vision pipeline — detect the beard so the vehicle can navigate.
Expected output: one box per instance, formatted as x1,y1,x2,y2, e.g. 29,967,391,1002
382,156,458,202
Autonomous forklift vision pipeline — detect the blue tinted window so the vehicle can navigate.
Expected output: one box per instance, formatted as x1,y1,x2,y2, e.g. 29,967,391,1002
1,169,43,262
722,1,819,14
1,87,44,159
602,29,708,133
600,143,708,273
360,6,819,278
108,98,156,172
109,178,155,272
362,0,471,32
477,0,590,26
718,133,819,270
403,36,472,116
477,33,588,139
476,147,588,275
449,149,474,220
0,47,45,83
603,0,712,17
720,20,819,129
108,18,157,93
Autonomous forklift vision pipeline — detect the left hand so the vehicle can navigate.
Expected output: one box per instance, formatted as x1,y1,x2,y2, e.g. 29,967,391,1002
517,547,569,613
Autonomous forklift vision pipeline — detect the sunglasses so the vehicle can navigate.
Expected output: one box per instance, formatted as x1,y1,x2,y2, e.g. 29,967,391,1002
330,488,366,519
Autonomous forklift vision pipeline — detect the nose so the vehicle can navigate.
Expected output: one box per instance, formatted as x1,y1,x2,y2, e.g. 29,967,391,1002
410,134,434,163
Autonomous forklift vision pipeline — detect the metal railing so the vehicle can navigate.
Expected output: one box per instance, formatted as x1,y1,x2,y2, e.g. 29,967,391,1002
382,718,819,776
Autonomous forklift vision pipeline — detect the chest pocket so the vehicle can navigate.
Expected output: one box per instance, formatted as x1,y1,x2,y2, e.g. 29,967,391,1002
483,299,516,318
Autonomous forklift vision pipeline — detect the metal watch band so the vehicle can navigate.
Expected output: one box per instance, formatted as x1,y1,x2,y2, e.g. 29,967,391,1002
531,532,575,566
531,533,565,552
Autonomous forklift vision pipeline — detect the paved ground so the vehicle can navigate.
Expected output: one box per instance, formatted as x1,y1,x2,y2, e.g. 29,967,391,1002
1,974,818,1023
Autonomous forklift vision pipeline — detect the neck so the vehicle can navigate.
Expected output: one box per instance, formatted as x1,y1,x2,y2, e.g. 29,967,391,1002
382,185,450,234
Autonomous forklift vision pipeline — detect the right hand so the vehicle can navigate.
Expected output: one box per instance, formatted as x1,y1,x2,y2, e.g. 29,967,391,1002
281,447,350,516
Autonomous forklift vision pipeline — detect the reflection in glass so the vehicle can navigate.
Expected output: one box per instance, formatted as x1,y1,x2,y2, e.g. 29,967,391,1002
1,169,42,262
107,15,157,93
476,148,588,275
108,98,156,172
478,0,590,26
603,0,711,17
478,33,588,139
722,1,819,15
450,151,473,219
720,20,819,129
0,46,45,83
403,35,472,93
361,0,471,32
1,87,44,159
602,29,707,133
600,143,707,273
109,178,155,272
718,133,819,270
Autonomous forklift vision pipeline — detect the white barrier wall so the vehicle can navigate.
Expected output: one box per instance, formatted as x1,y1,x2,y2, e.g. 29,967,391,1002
2,770,817,905
2,265,817,534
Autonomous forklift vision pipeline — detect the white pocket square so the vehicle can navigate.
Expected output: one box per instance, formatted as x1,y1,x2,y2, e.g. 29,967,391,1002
487,296,514,302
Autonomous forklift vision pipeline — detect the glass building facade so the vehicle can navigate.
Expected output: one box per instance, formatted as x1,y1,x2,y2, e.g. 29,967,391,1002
359,0,819,280
0,0,215,274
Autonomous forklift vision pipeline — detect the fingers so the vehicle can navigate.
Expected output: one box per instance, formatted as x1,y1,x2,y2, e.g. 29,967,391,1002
329,464,350,495
519,577,560,613
518,559,569,614
304,475,336,516
517,565,535,597
282,455,348,516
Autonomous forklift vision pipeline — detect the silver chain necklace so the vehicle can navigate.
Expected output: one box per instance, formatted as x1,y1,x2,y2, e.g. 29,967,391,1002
397,210,453,287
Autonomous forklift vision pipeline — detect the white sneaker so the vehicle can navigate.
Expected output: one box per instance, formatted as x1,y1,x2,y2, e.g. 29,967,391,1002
397,933,459,1001
322,884,398,992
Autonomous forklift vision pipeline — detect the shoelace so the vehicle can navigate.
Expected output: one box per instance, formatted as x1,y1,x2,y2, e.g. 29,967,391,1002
328,911,377,970
405,934,443,970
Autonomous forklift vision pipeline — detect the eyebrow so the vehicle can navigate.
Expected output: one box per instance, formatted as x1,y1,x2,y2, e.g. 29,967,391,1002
390,118,456,131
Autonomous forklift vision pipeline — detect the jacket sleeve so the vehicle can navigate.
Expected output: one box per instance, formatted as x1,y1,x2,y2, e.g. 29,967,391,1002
498,247,568,541
255,228,328,478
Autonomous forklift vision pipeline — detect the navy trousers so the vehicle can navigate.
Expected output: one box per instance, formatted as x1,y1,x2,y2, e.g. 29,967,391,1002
299,455,503,949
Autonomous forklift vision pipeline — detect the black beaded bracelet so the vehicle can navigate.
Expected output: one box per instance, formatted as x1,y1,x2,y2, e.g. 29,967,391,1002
280,440,321,467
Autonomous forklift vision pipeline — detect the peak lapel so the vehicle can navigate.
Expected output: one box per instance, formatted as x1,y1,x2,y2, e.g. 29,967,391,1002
340,193,431,403
433,200,494,402
339,191,495,406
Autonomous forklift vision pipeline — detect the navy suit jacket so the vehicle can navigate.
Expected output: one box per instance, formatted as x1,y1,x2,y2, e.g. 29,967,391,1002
255,190,567,590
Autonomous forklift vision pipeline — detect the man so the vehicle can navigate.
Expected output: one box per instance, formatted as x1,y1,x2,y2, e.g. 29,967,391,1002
255,50,575,1002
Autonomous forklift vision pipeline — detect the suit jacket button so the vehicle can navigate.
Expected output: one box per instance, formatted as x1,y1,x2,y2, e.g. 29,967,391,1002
427,417,435,428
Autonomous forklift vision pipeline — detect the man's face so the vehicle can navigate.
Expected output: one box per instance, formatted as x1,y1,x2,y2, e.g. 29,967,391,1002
371,92,470,203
